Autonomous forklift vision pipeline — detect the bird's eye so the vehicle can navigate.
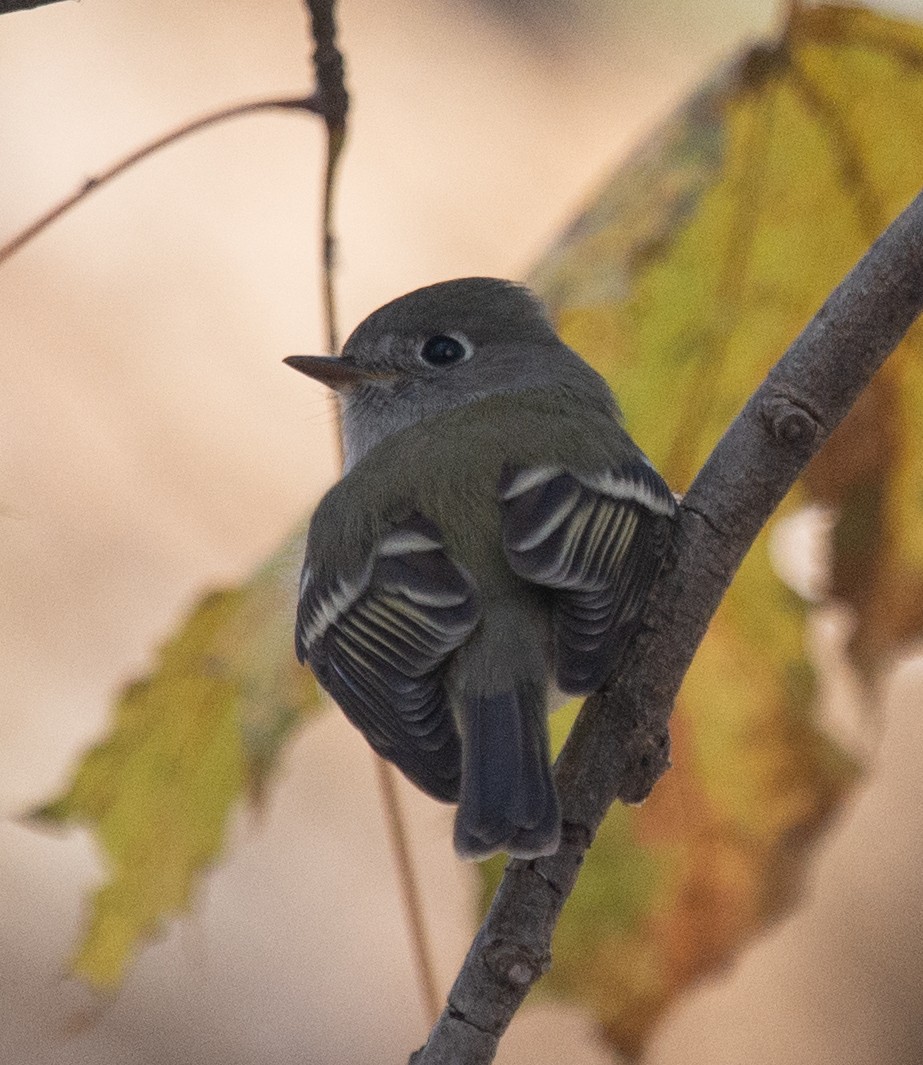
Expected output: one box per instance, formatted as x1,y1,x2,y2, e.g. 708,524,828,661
420,334,469,366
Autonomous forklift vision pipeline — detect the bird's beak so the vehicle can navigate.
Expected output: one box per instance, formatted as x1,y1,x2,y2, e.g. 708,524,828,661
283,355,393,392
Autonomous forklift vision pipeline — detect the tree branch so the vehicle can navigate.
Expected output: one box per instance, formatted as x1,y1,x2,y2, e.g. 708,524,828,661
373,756,442,1025
299,0,444,1027
411,188,923,1064
0,0,70,14
303,0,349,354
0,96,320,268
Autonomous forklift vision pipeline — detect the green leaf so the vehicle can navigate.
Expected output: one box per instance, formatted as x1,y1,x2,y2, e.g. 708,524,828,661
30,523,323,989
480,3,923,1055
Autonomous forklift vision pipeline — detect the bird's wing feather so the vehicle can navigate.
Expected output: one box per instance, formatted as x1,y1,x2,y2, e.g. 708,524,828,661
499,460,675,694
297,515,479,800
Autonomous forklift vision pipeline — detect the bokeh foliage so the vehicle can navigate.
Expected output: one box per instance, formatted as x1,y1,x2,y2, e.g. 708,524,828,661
31,526,321,987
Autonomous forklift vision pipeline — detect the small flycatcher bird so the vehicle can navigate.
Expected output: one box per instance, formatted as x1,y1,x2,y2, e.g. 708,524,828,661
285,278,675,860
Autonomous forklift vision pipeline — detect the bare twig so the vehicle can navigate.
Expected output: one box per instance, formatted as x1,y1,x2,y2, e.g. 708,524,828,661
304,0,349,354
299,0,440,1030
0,95,318,267
411,189,923,1064
0,0,70,13
374,758,442,1025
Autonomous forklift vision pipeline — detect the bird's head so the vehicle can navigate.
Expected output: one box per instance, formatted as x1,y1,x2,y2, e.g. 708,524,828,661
285,277,611,469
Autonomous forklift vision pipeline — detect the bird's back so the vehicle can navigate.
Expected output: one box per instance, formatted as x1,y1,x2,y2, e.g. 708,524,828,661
308,385,640,591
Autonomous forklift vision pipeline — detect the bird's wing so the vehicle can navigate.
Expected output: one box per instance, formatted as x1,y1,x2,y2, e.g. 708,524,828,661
296,515,479,801
499,460,675,695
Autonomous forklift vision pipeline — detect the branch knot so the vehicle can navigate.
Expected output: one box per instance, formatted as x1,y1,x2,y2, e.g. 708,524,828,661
760,393,820,445
482,939,550,988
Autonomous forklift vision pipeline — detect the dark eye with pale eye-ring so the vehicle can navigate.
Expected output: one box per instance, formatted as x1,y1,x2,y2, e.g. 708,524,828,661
420,334,468,366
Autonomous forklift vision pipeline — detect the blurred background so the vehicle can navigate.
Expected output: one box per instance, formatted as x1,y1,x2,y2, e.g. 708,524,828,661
2,0,923,1062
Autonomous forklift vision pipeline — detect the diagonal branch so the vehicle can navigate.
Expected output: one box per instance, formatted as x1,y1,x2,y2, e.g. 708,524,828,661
0,0,70,13
411,188,923,1065
0,95,320,267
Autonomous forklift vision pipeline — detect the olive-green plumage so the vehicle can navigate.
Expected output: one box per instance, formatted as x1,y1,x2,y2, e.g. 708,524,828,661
287,278,675,859
309,390,643,589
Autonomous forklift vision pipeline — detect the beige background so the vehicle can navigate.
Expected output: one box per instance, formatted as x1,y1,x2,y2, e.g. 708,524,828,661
1,0,922,1062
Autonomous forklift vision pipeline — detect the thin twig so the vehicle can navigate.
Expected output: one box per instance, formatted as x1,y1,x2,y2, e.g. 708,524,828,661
410,187,923,1064
300,0,441,1031
305,0,349,355
0,0,70,13
0,95,319,267
374,758,442,1025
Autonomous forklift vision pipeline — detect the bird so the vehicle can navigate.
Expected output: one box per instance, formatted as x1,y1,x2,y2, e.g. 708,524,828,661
284,277,675,860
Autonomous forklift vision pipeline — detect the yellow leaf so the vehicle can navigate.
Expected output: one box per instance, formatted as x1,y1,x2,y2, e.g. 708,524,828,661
481,3,923,1055
31,523,323,989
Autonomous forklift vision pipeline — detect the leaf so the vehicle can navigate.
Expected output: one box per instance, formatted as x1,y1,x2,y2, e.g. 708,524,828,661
480,3,923,1056
30,523,323,989
535,1,923,671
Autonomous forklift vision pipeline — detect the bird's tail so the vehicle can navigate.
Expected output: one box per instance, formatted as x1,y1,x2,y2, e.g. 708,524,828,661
451,604,560,860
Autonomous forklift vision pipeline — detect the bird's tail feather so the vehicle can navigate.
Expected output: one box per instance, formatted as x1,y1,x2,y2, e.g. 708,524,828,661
453,679,560,860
